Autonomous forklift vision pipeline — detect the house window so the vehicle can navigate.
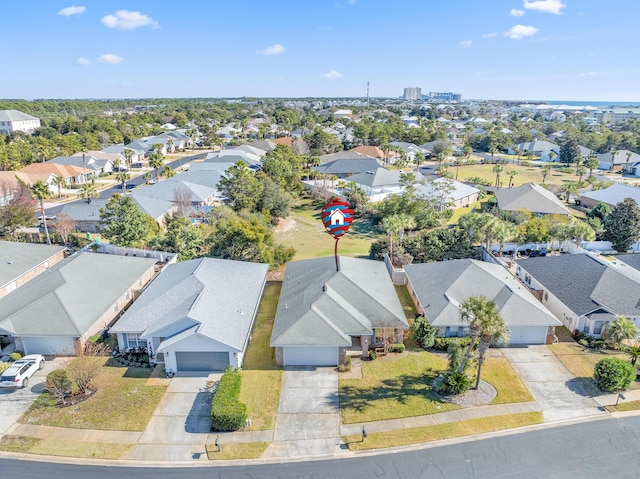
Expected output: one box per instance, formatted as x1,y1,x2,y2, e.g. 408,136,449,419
594,321,605,335
544,292,548,301
126,333,147,349
525,274,531,284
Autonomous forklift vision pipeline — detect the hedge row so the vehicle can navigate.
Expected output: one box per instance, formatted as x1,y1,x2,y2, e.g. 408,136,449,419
210,367,247,432
432,337,472,351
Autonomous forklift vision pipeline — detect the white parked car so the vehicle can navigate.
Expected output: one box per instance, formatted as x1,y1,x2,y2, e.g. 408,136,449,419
0,354,45,389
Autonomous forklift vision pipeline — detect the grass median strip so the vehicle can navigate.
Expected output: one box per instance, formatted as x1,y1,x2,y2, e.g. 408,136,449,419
0,435,131,459
240,370,282,430
206,442,269,460
343,412,543,450
606,400,640,413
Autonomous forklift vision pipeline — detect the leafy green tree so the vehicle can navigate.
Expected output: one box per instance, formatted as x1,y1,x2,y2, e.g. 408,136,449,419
381,213,416,263
593,357,635,393
411,316,437,349
0,182,36,240
99,194,151,247
604,198,640,253
459,296,510,390
399,227,475,263
116,171,130,191
261,144,303,194
604,316,638,347
257,174,292,220
559,136,581,167
44,369,71,405
218,161,264,212
148,151,164,181
31,180,51,245
162,216,207,261
161,165,175,178
588,202,611,222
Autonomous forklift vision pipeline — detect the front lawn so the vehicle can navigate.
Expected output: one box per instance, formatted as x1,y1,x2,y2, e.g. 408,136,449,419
206,441,269,460
21,362,166,431
239,370,282,431
0,435,131,459
480,357,534,404
343,412,543,450
275,198,379,260
339,351,458,424
452,163,579,188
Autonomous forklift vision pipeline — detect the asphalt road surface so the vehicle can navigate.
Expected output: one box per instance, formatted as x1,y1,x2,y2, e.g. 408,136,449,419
45,152,208,217
2,416,640,478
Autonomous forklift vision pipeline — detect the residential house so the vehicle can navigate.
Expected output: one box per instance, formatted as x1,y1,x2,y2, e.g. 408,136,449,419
508,140,560,161
132,168,225,208
404,259,561,344
72,150,122,171
102,145,146,163
110,258,268,371
205,149,261,169
0,252,157,355
597,150,640,172
348,146,396,162
514,253,640,337
0,171,52,204
19,163,91,187
345,167,409,202
0,241,66,299
333,109,353,119
389,141,429,161
270,256,408,366
47,155,106,176
415,177,480,210
0,110,41,135
580,183,640,209
494,182,572,216
313,157,382,179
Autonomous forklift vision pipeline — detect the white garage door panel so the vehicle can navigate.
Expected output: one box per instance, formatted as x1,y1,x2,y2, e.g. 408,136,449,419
175,351,230,371
22,336,76,356
284,346,338,366
510,327,546,345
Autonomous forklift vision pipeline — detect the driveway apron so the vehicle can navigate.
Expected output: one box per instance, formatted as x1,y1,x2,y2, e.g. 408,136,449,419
264,367,343,458
502,346,606,422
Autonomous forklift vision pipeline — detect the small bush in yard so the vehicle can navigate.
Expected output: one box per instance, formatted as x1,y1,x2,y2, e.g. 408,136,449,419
0,363,9,374
411,316,437,349
9,352,22,361
389,343,405,353
337,355,352,372
45,369,71,404
211,367,247,432
433,337,472,351
594,357,635,393
368,350,377,360
436,372,472,395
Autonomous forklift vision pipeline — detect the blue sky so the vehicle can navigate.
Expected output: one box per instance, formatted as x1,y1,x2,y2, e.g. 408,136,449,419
1,1,638,101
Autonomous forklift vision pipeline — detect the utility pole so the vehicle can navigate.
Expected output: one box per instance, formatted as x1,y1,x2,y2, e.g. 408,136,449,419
366,81,370,111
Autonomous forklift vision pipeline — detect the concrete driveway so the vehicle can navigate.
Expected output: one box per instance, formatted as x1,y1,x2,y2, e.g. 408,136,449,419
0,357,64,437
264,367,343,459
502,346,606,422
125,373,220,461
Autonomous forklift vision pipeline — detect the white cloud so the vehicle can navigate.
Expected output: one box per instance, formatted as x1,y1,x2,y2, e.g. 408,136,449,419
323,69,342,79
58,6,85,16
348,0,357,4
97,54,123,64
258,44,286,56
503,24,539,39
510,8,525,16
459,40,472,48
482,32,498,38
101,10,159,30
76,57,90,66
579,71,603,77
523,0,566,15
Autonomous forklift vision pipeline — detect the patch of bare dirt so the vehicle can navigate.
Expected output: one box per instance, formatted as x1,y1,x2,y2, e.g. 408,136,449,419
274,216,297,233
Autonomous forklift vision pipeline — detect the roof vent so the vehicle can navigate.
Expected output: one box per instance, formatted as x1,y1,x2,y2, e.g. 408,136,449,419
322,284,327,292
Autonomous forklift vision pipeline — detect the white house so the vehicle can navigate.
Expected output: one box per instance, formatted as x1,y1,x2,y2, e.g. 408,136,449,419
0,110,41,135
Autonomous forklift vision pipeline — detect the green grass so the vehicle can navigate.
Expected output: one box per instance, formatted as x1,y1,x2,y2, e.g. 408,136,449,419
343,412,543,450
394,285,419,349
455,163,580,188
481,358,534,404
243,281,281,370
0,435,132,459
275,198,380,260
21,362,166,431
607,400,640,413
339,351,459,424
239,370,282,430
206,442,269,460
446,201,484,225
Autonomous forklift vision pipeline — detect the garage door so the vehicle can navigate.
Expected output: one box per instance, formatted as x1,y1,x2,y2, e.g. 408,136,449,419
22,336,76,356
510,327,546,345
175,351,230,371
284,346,338,366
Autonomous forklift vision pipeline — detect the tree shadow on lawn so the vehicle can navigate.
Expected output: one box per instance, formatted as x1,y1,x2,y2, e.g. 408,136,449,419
339,370,444,415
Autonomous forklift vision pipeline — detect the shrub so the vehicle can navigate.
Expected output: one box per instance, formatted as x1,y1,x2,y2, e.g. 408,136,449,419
433,337,472,351
368,350,377,360
0,363,9,374
411,316,437,349
436,372,472,395
9,352,22,361
45,369,71,404
88,334,102,344
211,367,247,432
593,357,635,393
389,343,405,353
578,339,589,347
337,355,352,372
447,342,465,373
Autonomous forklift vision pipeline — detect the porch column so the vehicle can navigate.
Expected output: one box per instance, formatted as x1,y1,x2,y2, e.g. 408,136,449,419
361,335,370,359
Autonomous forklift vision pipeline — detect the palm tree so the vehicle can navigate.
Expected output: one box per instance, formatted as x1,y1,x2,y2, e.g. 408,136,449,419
144,172,153,185
459,296,510,389
541,165,552,185
124,149,134,169
604,316,638,347
381,213,416,264
492,164,503,188
576,166,587,184
625,151,633,175
453,158,464,180
561,182,578,204
148,152,164,181
116,171,131,191
548,151,557,163
625,344,640,366
78,181,99,204
161,165,175,178
586,157,599,178
166,138,174,153
610,149,618,171
52,176,66,198
507,170,518,188
31,180,52,245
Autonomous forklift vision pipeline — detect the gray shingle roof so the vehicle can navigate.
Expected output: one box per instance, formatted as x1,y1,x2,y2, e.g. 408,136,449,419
270,257,408,347
111,258,268,350
348,168,401,187
514,254,609,315
404,259,561,328
0,241,66,289
314,158,382,176
495,182,571,215
0,110,39,122
0,252,157,337
580,183,640,207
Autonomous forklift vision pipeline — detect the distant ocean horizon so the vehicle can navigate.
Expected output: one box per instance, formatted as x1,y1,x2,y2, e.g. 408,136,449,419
537,100,640,108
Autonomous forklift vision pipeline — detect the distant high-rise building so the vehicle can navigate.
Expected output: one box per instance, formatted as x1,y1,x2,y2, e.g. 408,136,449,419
403,87,422,101
427,92,462,102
